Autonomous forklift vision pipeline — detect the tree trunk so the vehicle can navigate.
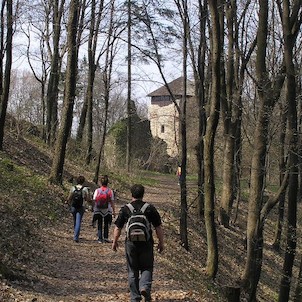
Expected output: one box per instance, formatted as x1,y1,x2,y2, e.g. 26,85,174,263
272,102,287,250
0,0,13,150
278,0,300,299
45,0,64,146
294,256,302,302
49,0,80,184
242,2,270,300
190,0,207,219
94,7,115,183
76,96,88,142
76,0,104,148
179,5,189,249
298,94,302,202
94,91,108,184
85,0,98,166
220,134,235,226
203,0,220,279
219,0,253,227
126,0,132,172
85,68,95,165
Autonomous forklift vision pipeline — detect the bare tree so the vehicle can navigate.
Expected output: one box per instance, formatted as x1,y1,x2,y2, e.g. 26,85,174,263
83,0,105,165
94,0,118,183
203,0,220,279
49,0,81,184
219,0,256,227
126,0,132,172
242,1,279,298
0,0,13,150
272,100,287,250
278,0,302,300
188,0,208,219
20,2,51,139
45,0,66,146
241,0,300,299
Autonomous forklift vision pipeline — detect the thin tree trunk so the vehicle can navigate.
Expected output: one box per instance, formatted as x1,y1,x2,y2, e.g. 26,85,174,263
278,0,300,299
219,0,254,227
179,0,189,250
45,0,65,146
93,94,107,183
126,0,132,172
298,93,302,202
294,256,302,302
272,102,287,250
191,0,207,219
0,0,13,150
85,0,104,165
76,97,88,142
204,0,220,279
94,2,115,183
85,69,95,165
242,2,270,300
49,0,80,184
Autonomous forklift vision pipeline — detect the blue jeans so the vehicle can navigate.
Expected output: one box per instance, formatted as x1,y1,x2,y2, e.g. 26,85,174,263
71,206,84,241
126,241,154,301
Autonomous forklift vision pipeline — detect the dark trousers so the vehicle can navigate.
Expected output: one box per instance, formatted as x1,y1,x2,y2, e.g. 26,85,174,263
126,241,154,301
93,213,112,241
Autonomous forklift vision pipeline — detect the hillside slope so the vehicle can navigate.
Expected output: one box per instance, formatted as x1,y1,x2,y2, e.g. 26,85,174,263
0,130,299,301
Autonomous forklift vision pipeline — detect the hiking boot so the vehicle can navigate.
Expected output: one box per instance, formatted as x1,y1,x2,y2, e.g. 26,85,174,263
140,289,151,302
103,238,112,243
98,239,103,243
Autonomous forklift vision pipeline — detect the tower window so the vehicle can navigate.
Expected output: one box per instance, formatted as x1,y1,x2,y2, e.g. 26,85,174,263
161,125,165,133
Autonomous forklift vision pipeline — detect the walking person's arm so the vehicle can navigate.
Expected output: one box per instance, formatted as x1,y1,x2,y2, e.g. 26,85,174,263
66,187,74,205
155,225,164,253
85,188,92,203
112,226,121,251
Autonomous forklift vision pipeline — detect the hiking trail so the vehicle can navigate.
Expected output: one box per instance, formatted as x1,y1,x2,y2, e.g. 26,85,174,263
3,175,203,302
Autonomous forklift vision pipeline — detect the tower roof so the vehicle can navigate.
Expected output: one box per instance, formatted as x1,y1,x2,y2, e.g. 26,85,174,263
147,77,194,97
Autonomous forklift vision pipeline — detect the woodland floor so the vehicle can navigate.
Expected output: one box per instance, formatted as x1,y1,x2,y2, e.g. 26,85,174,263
0,176,210,302
1,130,300,302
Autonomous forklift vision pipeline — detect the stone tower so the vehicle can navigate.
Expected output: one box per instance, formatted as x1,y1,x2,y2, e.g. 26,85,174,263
148,77,194,157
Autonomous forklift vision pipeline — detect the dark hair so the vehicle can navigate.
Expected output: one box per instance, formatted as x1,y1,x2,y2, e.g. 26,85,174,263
76,175,85,185
100,175,109,186
131,184,145,199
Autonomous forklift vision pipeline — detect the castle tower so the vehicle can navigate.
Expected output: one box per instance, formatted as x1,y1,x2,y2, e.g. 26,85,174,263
148,77,194,157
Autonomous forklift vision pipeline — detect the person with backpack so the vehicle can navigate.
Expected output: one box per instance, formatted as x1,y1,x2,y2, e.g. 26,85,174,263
112,184,164,302
176,163,182,185
67,175,91,243
92,175,115,243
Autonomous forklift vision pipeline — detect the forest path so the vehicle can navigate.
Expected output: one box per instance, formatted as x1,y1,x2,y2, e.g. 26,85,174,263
22,174,202,302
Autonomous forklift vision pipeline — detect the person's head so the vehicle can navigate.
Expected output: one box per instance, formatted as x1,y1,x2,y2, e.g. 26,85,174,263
76,175,85,185
100,175,109,186
131,184,145,199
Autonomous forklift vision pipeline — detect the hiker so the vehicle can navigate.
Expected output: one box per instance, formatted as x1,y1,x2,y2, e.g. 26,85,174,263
176,163,182,185
92,175,115,243
112,184,164,302
67,175,91,243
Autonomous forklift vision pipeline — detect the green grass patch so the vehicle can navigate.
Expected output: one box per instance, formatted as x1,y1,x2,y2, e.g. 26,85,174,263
0,153,46,195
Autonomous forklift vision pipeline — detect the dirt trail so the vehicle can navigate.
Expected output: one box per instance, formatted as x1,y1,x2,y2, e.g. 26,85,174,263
16,175,202,302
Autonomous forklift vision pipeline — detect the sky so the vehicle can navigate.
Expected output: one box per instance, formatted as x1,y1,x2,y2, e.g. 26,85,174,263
11,38,183,108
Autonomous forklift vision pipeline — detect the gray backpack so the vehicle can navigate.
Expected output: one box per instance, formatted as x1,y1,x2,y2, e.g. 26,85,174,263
125,203,150,242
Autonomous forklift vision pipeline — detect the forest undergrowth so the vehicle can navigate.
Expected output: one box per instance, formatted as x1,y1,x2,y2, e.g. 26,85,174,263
0,130,300,302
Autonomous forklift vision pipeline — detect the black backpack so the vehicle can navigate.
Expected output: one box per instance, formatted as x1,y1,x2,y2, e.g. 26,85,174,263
125,203,150,242
71,186,84,208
